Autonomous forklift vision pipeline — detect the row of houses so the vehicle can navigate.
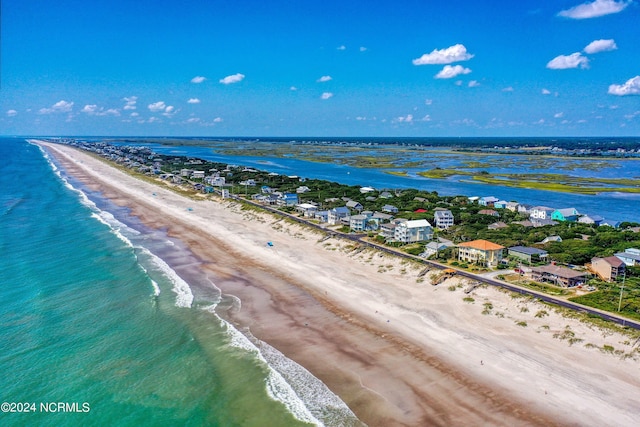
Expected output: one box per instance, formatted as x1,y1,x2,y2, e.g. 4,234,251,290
457,238,640,286
473,196,620,228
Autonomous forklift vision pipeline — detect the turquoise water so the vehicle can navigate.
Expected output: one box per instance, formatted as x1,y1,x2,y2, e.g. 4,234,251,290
0,139,358,426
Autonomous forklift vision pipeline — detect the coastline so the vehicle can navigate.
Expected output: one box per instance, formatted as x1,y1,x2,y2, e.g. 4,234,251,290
37,141,640,426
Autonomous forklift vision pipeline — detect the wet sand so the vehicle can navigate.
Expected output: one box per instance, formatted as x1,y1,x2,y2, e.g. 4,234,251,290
38,141,640,427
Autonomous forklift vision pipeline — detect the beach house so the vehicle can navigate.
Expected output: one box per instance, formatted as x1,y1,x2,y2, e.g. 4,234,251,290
434,209,454,229
479,196,499,207
578,215,604,226
421,240,454,258
346,200,364,212
328,206,350,225
382,204,399,214
530,206,555,221
296,203,318,218
394,219,433,243
457,239,505,267
591,256,625,282
614,248,640,266
529,264,587,287
277,193,299,206
508,246,549,264
551,208,580,222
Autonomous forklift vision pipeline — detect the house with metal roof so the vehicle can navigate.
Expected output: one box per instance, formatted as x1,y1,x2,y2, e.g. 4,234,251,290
615,248,640,266
434,209,454,229
551,208,580,222
394,219,433,243
508,246,549,264
328,206,350,225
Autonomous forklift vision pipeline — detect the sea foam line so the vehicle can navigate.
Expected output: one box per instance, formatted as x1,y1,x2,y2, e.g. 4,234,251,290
205,308,322,426
42,148,192,306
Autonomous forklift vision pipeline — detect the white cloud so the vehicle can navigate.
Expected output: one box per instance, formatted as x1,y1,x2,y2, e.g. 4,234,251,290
542,88,551,95
502,86,514,92
359,46,368,52
546,52,589,69
39,100,74,114
624,111,640,120
554,112,565,118
219,73,245,84
425,99,433,105
435,65,472,79
81,104,99,114
395,114,414,123
337,45,346,50
468,80,480,87
130,112,139,117
583,39,617,54
123,96,137,110
413,44,474,65
148,101,167,112
317,75,332,82
158,105,176,117
6,109,17,117
148,117,160,123
558,0,630,19
191,76,207,83
186,117,201,123
213,117,223,122
421,115,431,122
82,105,121,116
290,86,298,91
320,92,333,100
608,76,640,96
187,98,201,104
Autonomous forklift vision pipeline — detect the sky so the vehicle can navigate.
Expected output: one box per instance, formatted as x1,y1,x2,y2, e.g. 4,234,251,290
1,0,639,137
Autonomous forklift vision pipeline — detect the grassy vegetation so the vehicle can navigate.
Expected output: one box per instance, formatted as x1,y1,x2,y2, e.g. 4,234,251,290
417,168,640,194
570,280,640,322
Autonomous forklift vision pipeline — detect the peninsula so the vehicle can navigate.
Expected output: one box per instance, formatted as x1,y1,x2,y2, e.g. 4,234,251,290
36,140,640,427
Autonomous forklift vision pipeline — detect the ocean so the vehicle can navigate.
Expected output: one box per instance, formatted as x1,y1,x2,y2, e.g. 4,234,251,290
0,138,359,426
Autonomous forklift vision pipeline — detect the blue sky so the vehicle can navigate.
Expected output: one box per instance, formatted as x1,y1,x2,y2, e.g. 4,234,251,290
1,0,639,137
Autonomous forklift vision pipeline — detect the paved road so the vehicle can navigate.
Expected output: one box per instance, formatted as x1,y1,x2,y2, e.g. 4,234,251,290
234,195,640,331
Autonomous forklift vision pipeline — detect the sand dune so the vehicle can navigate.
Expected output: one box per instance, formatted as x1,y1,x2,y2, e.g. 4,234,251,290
38,141,640,427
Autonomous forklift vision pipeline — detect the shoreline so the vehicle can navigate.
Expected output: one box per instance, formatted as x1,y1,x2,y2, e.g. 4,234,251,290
36,140,640,426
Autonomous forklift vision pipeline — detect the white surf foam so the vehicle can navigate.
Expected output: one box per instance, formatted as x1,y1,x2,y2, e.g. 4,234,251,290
209,304,358,426
138,246,194,308
43,151,192,307
217,315,323,426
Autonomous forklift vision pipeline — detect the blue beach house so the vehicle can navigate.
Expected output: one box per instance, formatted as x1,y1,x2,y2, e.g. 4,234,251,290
551,208,579,222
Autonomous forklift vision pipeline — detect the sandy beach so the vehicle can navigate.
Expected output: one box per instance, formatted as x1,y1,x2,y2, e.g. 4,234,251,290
38,141,640,427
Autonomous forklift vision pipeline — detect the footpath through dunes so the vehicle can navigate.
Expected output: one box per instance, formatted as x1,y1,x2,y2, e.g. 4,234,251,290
36,140,640,427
